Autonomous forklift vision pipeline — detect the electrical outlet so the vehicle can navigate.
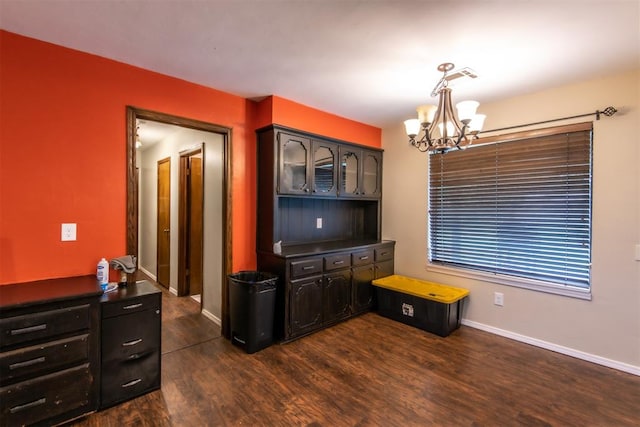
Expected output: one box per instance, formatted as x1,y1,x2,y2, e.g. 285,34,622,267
61,223,77,241
494,292,504,306
316,218,322,229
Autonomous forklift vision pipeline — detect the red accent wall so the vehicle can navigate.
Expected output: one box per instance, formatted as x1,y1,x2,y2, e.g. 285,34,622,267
256,96,382,147
0,31,381,285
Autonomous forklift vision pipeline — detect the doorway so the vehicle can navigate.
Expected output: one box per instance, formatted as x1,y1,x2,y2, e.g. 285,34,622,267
178,146,204,298
126,107,232,336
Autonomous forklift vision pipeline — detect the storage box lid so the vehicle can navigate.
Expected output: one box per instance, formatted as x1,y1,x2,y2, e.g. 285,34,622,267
372,275,469,303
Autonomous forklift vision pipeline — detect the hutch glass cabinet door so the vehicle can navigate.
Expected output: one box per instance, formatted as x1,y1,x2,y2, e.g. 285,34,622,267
279,133,310,194
340,149,360,196
312,142,338,196
362,150,381,197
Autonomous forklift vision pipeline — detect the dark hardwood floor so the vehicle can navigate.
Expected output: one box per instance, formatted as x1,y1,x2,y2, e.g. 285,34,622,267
73,283,640,426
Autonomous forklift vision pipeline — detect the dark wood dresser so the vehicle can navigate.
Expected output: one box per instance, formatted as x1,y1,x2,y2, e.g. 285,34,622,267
0,275,102,426
99,280,161,409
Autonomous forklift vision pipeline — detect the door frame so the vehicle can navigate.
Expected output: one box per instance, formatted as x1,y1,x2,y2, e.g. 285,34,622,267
178,145,204,298
126,106,232,337
156,156,171,288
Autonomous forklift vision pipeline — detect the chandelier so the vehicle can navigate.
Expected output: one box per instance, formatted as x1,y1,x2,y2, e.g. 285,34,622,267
404,63,486,153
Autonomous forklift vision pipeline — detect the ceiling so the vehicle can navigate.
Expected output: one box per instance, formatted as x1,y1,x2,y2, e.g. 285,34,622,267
1,1,638,128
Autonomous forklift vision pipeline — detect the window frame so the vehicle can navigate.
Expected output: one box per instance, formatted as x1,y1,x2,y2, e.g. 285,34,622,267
426,122,593,300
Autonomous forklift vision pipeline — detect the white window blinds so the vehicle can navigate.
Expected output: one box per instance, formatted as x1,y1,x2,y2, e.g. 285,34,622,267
428,123,593,289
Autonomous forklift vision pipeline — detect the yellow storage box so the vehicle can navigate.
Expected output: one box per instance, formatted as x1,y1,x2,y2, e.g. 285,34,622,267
372,275,469,337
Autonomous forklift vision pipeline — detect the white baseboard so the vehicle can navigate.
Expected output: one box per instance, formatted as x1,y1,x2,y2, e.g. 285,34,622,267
139,266,156,281
201,309,221,326
169,287,177,296
461,319,640,377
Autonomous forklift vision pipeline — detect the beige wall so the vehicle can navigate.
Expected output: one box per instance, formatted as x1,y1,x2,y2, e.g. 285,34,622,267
382,69,640,371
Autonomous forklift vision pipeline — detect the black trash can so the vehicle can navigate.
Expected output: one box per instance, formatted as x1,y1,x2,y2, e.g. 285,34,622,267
228,271,278,354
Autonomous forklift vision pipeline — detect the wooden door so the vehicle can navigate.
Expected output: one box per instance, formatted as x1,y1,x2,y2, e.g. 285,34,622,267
178,146,204,297
156,157,171,288
188,155,203,296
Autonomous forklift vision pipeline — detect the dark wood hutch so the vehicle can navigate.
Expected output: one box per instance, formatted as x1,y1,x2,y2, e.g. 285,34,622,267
256,124,394,342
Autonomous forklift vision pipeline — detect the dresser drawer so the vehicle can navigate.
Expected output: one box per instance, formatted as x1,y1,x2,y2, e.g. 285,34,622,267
0,304,90,349
324,253,351,271
352,249,374,266
102,309,160,363
102,293,160,319
290,258,323,278
101,352,160,408
0,363,92,427
0,334,89,386
375,246,394,262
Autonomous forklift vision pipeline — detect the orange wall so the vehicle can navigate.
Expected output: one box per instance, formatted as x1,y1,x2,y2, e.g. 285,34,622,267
256,96,382,147
0,31,381,285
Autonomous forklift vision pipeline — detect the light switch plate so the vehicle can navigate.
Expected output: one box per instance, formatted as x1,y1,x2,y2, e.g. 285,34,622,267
316,218,322,229
635,244,640,261
61,223,77,241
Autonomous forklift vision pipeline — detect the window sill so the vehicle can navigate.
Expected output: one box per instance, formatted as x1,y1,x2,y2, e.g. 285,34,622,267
425,263,592,300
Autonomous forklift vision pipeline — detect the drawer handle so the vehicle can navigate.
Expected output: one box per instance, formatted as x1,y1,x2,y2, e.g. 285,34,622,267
333,260,345,265
359,256,369,260
10,397,46,413
302,266,315,271
380,251,388,256
122,338,143,347
10,324,46,336
9,356,46,370
122,378,142,388
122,303,143,310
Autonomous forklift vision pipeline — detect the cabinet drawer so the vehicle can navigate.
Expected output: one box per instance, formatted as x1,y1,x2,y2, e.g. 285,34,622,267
375,246,394,262
324,253,351,271
102,293,160,319
290,258,323,279
352,249,374,266
0,363,92,427
102,309,160,363
0,305,90,349
101,352,160,408
0,334,89,386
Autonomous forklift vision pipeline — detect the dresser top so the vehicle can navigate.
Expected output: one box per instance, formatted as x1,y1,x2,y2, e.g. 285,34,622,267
100,280,161,304
0,275,103,311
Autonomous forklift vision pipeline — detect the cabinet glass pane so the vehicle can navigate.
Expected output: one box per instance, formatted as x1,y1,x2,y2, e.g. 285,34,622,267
341,151,359,194
363,154,378,195
283,140,307,191
314,146,335,193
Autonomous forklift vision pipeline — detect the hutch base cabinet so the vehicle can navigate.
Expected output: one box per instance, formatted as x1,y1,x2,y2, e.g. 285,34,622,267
258,241,395,342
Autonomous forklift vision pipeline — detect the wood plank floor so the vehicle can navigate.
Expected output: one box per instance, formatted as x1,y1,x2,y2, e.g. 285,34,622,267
73,283,640,426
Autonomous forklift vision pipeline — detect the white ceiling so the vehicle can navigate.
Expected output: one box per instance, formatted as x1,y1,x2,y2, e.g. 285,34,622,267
1,0,638,128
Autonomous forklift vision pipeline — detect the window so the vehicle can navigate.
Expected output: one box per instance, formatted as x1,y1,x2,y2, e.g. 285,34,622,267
428,123,592,297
